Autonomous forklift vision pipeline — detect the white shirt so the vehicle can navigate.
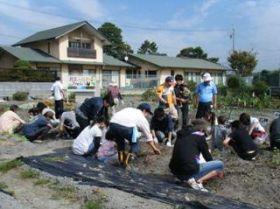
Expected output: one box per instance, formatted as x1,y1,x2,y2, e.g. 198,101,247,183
61,111,79,128
51,81,64,101
72,124,102,155
251,117,265,132
110,108,153,142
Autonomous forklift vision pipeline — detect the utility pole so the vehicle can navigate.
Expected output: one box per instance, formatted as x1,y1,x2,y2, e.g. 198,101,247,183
230,28,235,52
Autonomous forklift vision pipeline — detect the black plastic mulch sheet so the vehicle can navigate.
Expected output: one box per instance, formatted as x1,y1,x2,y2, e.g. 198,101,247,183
23,148,260,209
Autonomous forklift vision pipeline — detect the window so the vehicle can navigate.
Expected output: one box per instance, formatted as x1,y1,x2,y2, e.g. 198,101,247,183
47,42,51,54
171,70,175,76
145,70,157,78
69,41,91,49
126,69,140,79
102,70,120,87
69,65,83,75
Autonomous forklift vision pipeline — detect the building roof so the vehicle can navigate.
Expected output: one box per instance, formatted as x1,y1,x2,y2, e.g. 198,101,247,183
13,21,110,46
0,45,133,68
129,54,225,70
103,54,133,67
0,45,60,63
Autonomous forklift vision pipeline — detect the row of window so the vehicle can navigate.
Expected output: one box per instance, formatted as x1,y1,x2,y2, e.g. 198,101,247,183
69,41,91,49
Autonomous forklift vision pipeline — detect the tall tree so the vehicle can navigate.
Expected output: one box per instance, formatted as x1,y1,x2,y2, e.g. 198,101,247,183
137,40,158,54
98,22,133,59
177,46,219,63
228,50,257,76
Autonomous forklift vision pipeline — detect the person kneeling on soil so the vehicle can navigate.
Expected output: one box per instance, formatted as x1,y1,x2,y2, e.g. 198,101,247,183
223,120,258,161
106,103,161,167
169,119,224,192
72,117,107,156
239,113,267,145
150,107,176,147
269,115,280,149
0,105,25,134
22,108,54,142
59,110,80,139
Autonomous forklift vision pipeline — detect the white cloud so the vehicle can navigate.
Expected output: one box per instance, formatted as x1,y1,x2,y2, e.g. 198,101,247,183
66,0,105,19
0,0,71,30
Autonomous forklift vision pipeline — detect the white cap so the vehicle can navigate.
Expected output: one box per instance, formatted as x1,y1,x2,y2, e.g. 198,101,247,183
202,73,212,82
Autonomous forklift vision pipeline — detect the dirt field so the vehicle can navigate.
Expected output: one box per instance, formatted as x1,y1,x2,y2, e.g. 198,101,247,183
0,97,279,209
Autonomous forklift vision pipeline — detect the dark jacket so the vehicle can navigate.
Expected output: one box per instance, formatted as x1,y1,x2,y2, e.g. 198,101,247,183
270,117,280,141
169,129,213,178
79,97,108,121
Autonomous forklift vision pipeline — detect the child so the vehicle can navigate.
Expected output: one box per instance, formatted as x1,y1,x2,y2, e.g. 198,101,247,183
269,116,280,149
211,115,228,151
22,108,54,141
59,110,80,139
239,113,267,145
72,117,107,156
169,119,224,192
0,105,25,134
150,107,176,147
223,120,258,161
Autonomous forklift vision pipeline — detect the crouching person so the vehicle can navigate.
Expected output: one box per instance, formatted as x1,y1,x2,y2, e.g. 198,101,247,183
106,103,161,167
59,110,80,139
22,108,54,142
72,117,107,156
151,107,176,147
169,119,224,192
224,120,258,161
269,115,280,149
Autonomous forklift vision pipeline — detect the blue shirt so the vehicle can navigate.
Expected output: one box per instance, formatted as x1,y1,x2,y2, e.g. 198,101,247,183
195,82,217,103
23,115,49,137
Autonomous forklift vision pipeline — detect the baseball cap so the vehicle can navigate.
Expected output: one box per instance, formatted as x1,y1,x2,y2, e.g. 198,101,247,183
137,103,153,115
202,73,212,82
165,76,174,82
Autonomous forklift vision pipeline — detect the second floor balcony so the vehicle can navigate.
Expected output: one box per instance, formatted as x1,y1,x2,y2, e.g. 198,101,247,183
67,47,96,59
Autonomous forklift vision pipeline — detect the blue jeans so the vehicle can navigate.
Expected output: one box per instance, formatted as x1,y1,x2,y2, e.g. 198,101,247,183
192,160,224,180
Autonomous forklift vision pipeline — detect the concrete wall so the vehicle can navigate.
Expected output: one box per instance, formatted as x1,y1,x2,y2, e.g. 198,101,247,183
0,82,53,98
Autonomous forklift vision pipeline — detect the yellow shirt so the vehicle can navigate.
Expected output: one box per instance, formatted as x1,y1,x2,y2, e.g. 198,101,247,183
156,84,176,106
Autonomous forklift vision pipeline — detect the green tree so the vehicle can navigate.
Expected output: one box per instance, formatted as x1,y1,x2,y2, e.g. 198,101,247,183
13,60,32,69
228,50,257,76
98,22,133,59
137,40,158,54
177,46,219,63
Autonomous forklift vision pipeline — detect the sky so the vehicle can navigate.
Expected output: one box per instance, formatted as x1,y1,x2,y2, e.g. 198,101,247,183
1,0,280,71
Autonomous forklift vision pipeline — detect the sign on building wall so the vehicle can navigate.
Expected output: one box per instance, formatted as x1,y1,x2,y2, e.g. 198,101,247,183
69,76,96,87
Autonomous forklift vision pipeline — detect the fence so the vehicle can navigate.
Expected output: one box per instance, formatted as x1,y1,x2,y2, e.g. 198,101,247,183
123,76,160,90
0,68,57,82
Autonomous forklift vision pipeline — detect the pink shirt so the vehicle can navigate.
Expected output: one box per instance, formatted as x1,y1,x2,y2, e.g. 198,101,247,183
0,110,25,134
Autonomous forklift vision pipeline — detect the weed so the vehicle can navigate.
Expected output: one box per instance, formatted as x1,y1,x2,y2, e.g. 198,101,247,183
271,149,280,167
20,169,40,179
0,182,8,190
0,159,22,173
9,134,28,142
34,178,51,186
49,183,77,201
82,200,103,209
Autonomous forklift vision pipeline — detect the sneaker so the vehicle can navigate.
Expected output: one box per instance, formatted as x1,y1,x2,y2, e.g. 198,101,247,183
166,141,173,147
187,178,208,192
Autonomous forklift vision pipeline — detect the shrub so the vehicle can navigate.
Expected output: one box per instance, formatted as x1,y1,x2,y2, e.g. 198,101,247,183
68,92,76,102
227,75,240,89
12,91,28,101
14,60,32,70
186,80,197,92
253,80,269,97
217,85,228,96
142,88,157,101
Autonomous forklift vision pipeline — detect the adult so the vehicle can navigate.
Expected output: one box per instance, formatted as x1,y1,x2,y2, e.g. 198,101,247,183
22,108,54,141
75,94,114,131
169,119,224,192
223,120,258,160
174,74,190,128
269,116,280,149
239,113,267,145
51,77,65,119
59,110,80,139
195,73,217,119
156,76,178,123
150,107,175,147
0,105,25,134
107,82,124,114
106,103,161,167
72,117,107,156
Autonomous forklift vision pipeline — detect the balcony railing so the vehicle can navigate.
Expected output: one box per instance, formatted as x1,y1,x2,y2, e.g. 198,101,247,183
67,47,96,59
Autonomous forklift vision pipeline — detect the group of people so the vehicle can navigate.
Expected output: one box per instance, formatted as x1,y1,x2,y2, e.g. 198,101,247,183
0,73,279,193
